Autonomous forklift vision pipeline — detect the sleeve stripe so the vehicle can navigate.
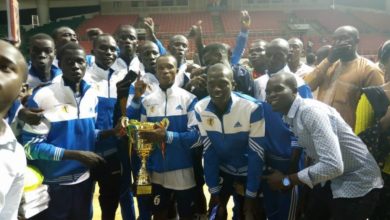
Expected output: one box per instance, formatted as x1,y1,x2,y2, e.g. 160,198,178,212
249,138,265,159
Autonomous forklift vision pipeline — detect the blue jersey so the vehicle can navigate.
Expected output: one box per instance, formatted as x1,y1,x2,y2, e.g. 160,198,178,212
22,77,98,184
127,86,200,173
195,92,265,198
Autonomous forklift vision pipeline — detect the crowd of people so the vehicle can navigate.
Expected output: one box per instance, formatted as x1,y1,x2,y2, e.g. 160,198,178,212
1,10,390,220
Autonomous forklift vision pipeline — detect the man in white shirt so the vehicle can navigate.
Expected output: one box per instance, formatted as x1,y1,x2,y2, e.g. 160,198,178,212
0,40,28,220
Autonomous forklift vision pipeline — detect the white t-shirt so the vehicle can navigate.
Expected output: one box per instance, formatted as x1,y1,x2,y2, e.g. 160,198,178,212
0,119,26,220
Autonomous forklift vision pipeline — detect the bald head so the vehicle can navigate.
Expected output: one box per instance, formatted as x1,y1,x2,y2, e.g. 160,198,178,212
270,72,298,92
288,38,303,50
334,26,359,41
207,63,234,81
266,38,290,73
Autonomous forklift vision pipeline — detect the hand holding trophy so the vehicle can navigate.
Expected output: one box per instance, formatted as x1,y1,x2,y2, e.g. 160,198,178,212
121,117,169,196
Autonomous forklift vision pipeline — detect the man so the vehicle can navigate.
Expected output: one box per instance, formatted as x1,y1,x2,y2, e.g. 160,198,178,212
84,34,134,220
128,54,200,220
22,42,105,220
0,40,27,220
112,24,142,73
168,34,191,88
195,63,264,219
17,34,62,132
254,38,312,101
125,40,161,220
51,26,79,67
248,39,268,79
51,26,78,51
264,72,383,220
304,26,384,129
287,37,313,78
27,33,62,89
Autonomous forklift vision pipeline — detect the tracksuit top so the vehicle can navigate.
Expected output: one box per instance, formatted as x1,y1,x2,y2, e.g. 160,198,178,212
84,63,127,156
195,92,266,198
27,65,62,89
127,85,200,173
22,77,98,184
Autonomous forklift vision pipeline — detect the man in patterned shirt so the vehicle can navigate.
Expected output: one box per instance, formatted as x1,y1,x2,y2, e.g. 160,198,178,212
264,72,383,220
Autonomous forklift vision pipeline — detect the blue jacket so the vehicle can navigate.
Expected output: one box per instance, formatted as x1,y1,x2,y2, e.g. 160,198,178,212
84,63,127,155
27,65,62,89
195,92,265,198
127,86,200,173
22,77,98,184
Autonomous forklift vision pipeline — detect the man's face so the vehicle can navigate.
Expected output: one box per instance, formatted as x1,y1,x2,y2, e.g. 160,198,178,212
93,36,117,70
116,27,138,56
140,43,160,73
249,41,267,70
55,27,78,48
288,39,303,62
332,28,358,58
0,42,25,116
59,49,86,84
30,39,55,73
265,76,295,113
207,67,233,110
266,45,288,73
168,36,188,62
156,56,177,89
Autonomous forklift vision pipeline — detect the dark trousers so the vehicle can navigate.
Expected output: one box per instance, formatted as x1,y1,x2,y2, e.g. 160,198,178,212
91,153,121,220
304,182,380,220
29,178,93,220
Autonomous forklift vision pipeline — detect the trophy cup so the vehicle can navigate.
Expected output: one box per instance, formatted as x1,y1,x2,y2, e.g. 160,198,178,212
121,117,169,196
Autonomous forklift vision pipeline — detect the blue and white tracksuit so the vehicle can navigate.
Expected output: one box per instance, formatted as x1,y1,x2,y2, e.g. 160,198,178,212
194,92,265,198
27,64,62,90
21,77,98,219
127,85,199,175
84,63,137,220
254,65,313,101
127,85,199,219
22,77,98,183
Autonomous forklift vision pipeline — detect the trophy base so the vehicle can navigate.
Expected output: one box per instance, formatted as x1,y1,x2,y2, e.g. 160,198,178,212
135,185,152,196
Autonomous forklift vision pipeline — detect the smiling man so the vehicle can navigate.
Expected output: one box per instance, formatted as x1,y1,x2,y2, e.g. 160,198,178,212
264,72,383,220
127,54,200,220
83,33,132,220
194,63,265,219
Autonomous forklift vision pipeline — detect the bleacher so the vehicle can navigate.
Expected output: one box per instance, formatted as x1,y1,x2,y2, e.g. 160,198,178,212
293,9,371,32
76,15,139,39
220,10,286,34
350,11,390,33
151,12,214,34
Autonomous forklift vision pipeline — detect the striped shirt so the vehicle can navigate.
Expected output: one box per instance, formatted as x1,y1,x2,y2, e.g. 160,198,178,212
285,96,383,198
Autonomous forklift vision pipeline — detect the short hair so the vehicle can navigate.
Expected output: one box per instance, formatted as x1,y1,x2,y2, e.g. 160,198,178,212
168,34,188,45
288,37,303,49
306,53,316,65
51,26,73,39
57,42,84,62
380,40,390,64
157,54,177,67
139,40,158,52
270,72,298,93
29,33,54,46
207,63,234,80
92,33,115,49
86,27,103,41
203,43,229,56
334,25,360,40
114,25,137,38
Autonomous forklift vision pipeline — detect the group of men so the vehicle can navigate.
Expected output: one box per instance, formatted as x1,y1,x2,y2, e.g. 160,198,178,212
0,10,386,220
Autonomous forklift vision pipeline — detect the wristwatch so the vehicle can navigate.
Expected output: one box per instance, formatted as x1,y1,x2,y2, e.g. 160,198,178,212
282,176,291,188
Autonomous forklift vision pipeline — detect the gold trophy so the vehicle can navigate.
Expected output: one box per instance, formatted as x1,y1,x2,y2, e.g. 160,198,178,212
121,117,169,196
